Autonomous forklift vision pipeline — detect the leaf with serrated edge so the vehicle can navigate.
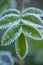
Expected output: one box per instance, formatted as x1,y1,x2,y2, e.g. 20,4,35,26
22,24,42,40
22,13,43,26
15,33,28,60
0,14,19,29
22,19,43,29
1,25,22,46
0,9,20,17
22,7,43,15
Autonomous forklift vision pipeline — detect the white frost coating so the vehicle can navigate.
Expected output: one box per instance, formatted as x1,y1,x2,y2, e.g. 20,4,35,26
23,31,43,40
0,51,14,65
0,23,12,29
40,14,43,17
0,19,20,29
0,14,20,29
37,14,43,17
22,13,43,25
22,19,43,28
22,7,43,14
15,35,28,60
22,13,43,22
22,20,43,40
1,26,22,46
0,9,20,17
0,14,19,20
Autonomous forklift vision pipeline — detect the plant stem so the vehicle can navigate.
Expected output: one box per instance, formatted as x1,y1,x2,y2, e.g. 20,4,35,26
15,58,24,65
16,1,24,65
14,57,24,65
17,0,24,25
18,0,24,12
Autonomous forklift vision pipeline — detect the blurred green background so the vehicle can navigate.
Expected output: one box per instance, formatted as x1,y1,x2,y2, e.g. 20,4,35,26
0,0,43,65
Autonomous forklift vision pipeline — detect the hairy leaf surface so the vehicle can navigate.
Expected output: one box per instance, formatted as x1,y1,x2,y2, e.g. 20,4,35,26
15,33,28,60
0,14,19,29
1,9,20,17
1,25,22,46
22,24,42,40
23,7,43,15
22,14,43,26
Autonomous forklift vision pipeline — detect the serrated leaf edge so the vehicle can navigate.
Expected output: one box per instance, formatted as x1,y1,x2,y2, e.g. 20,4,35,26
22,7,43,14
0,9,20,17
15,34,28,60
22,13,43,25
0,19,20,29
1,26,22,46
21,20,43,40
21,19,43,28
0,14,20,29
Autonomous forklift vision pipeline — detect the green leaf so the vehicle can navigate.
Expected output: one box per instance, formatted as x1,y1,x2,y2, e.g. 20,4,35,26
15,33,28,60
0,14,19,29
1,9,20,17
1,25,22,46
34,49,43,63
22,24,42,40
22,7,43,15
27,37,43,54
22,14,43,26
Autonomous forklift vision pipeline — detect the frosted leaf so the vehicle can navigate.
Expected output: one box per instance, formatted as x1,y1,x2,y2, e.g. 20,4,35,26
22,13,43,26
0,14,19,29
0,9,20,17
1,25,22,46
15,33,28,60
0,51,14,65
22,7,43,15
22,24,42,40
22,19,43,29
